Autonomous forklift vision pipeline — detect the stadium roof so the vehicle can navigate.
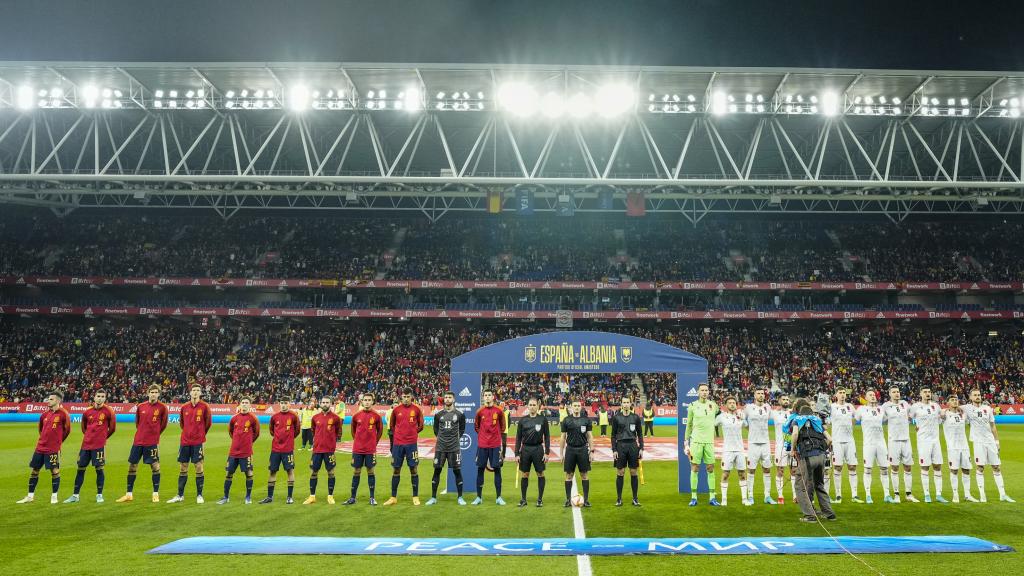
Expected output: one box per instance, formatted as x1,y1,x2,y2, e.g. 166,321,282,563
1,62,1023,220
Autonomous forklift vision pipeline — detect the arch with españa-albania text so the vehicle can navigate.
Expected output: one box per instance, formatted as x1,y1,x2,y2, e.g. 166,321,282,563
449,330,709,494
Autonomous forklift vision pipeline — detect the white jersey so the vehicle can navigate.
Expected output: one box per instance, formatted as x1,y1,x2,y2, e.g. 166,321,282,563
771,407,792,445
881,400,911,442
942,409,969,451
855,405,886,445
743,403,771,444
909,401,942,443
716,411,747,452
829,403,856,443
962,404,997,445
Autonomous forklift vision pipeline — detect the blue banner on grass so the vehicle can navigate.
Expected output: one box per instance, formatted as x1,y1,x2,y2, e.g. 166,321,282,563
149,535,1012,556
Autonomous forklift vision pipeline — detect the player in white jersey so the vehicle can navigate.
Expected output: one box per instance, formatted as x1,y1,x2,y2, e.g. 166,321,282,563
855,391,892,504
909,387,947,503
942,395,976,503
771,395,796,504
716,397,750,506
962,389,1014,502
829,389,860,503
882,387,918,503
743,389,775,505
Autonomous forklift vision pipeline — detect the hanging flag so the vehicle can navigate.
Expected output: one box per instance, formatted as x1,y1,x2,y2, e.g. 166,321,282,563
556,192,574,216
516,189,534,215
487,190,502,213
626,191,646,216
598,188,614,210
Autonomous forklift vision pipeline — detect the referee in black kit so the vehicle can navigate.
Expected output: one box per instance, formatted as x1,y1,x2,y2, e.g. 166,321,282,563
611,396,644,506
515,398,550,507
561,398,594,507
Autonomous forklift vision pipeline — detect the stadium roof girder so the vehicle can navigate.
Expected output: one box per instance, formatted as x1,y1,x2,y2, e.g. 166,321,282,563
1,62,1023,220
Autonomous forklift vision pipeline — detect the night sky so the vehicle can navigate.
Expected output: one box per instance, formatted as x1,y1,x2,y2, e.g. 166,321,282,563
0,0,1019,70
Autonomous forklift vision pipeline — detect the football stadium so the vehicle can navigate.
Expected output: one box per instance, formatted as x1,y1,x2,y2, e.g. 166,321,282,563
1,4,1024,575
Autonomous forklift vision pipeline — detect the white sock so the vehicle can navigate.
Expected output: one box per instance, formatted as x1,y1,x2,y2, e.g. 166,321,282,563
763,473,771,498
889,469,900,495
739,479,748,502
790,476,796,500
27,492,35,498
864,469,873,498
951,472,960,499
933,469,943,497
850,470,859,499
976,470,986,499
903,470,913,495
833,469,842,499
721,481,729,504
776,475,784,499
880,470,891,497
921,471,931,499
993,472,1007,498
962,470,972,496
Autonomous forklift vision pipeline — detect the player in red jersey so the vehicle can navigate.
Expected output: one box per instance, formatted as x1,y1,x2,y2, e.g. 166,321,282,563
345,392,384,505
383,387,425,506
64,389,116,503
168,384,212,504
117,384,168,503
17,391,71,504
259,398,301,504
218,397,261,504
473,389,508,505
303,396,343,505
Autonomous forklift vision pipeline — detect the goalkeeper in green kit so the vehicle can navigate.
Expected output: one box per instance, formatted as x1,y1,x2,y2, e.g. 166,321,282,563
684,383,721,506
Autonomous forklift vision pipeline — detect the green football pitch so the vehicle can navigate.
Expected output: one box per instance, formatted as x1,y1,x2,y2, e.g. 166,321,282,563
1,422,1021,575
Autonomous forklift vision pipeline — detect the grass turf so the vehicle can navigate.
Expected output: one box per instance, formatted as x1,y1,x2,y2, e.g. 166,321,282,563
0,422,1020,575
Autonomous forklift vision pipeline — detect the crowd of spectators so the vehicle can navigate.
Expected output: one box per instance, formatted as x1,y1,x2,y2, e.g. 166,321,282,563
3,320,1021,408
4,212,1024,283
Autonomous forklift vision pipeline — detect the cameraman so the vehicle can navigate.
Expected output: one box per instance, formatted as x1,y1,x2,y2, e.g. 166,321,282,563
789,400,836,522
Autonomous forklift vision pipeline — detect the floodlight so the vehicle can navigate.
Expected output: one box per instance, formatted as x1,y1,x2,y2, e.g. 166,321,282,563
290,85,310,111
541,91,565,118
497,82,539,116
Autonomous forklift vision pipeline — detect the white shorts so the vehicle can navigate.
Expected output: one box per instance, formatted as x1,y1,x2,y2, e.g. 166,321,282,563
917,440,943,467
746,443,772,469
888,440,913,466
722,451,747,471
973,443,1001,466
947,448,972,470
774,445,793,467
832,441,857,466
863,441,888,467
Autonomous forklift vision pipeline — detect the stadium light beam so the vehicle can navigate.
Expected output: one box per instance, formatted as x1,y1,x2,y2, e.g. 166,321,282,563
540,91,565,118
16,85,34,109
822,91,839,116
711,91,728,115
595,83,635,118
290,85,311,111
497,82,539,117
568,92,593,118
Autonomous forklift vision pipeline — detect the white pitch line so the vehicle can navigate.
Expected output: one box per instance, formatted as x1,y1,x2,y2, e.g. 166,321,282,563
571,478,593,576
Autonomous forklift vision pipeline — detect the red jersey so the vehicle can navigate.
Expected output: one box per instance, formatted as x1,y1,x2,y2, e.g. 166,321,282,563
475,405,506,449
228,413,261,458
311,410,343,454
389,403,424,445
179,400,212,446
36,408,71,453
80,405,116,450
351,409,383,454
269,410,300,453
133,401,168,446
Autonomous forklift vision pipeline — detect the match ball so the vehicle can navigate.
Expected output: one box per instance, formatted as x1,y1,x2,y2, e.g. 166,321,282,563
571,494,585,507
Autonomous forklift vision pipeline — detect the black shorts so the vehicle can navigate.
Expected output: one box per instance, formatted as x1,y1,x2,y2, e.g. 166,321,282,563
391,443,419,469
517,445,546,473
269,451,295,472
128,444,160,465
30,451,60,470
563,446,591,474
351,453,377,469
310,452,337,472
77,449,106,468
226,456,254,475
476,447,503,469
177,444,204,464
614,442,640,469
434,450,461,470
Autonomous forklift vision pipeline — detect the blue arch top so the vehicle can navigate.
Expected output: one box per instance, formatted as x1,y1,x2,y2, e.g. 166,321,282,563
451,330,707,375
